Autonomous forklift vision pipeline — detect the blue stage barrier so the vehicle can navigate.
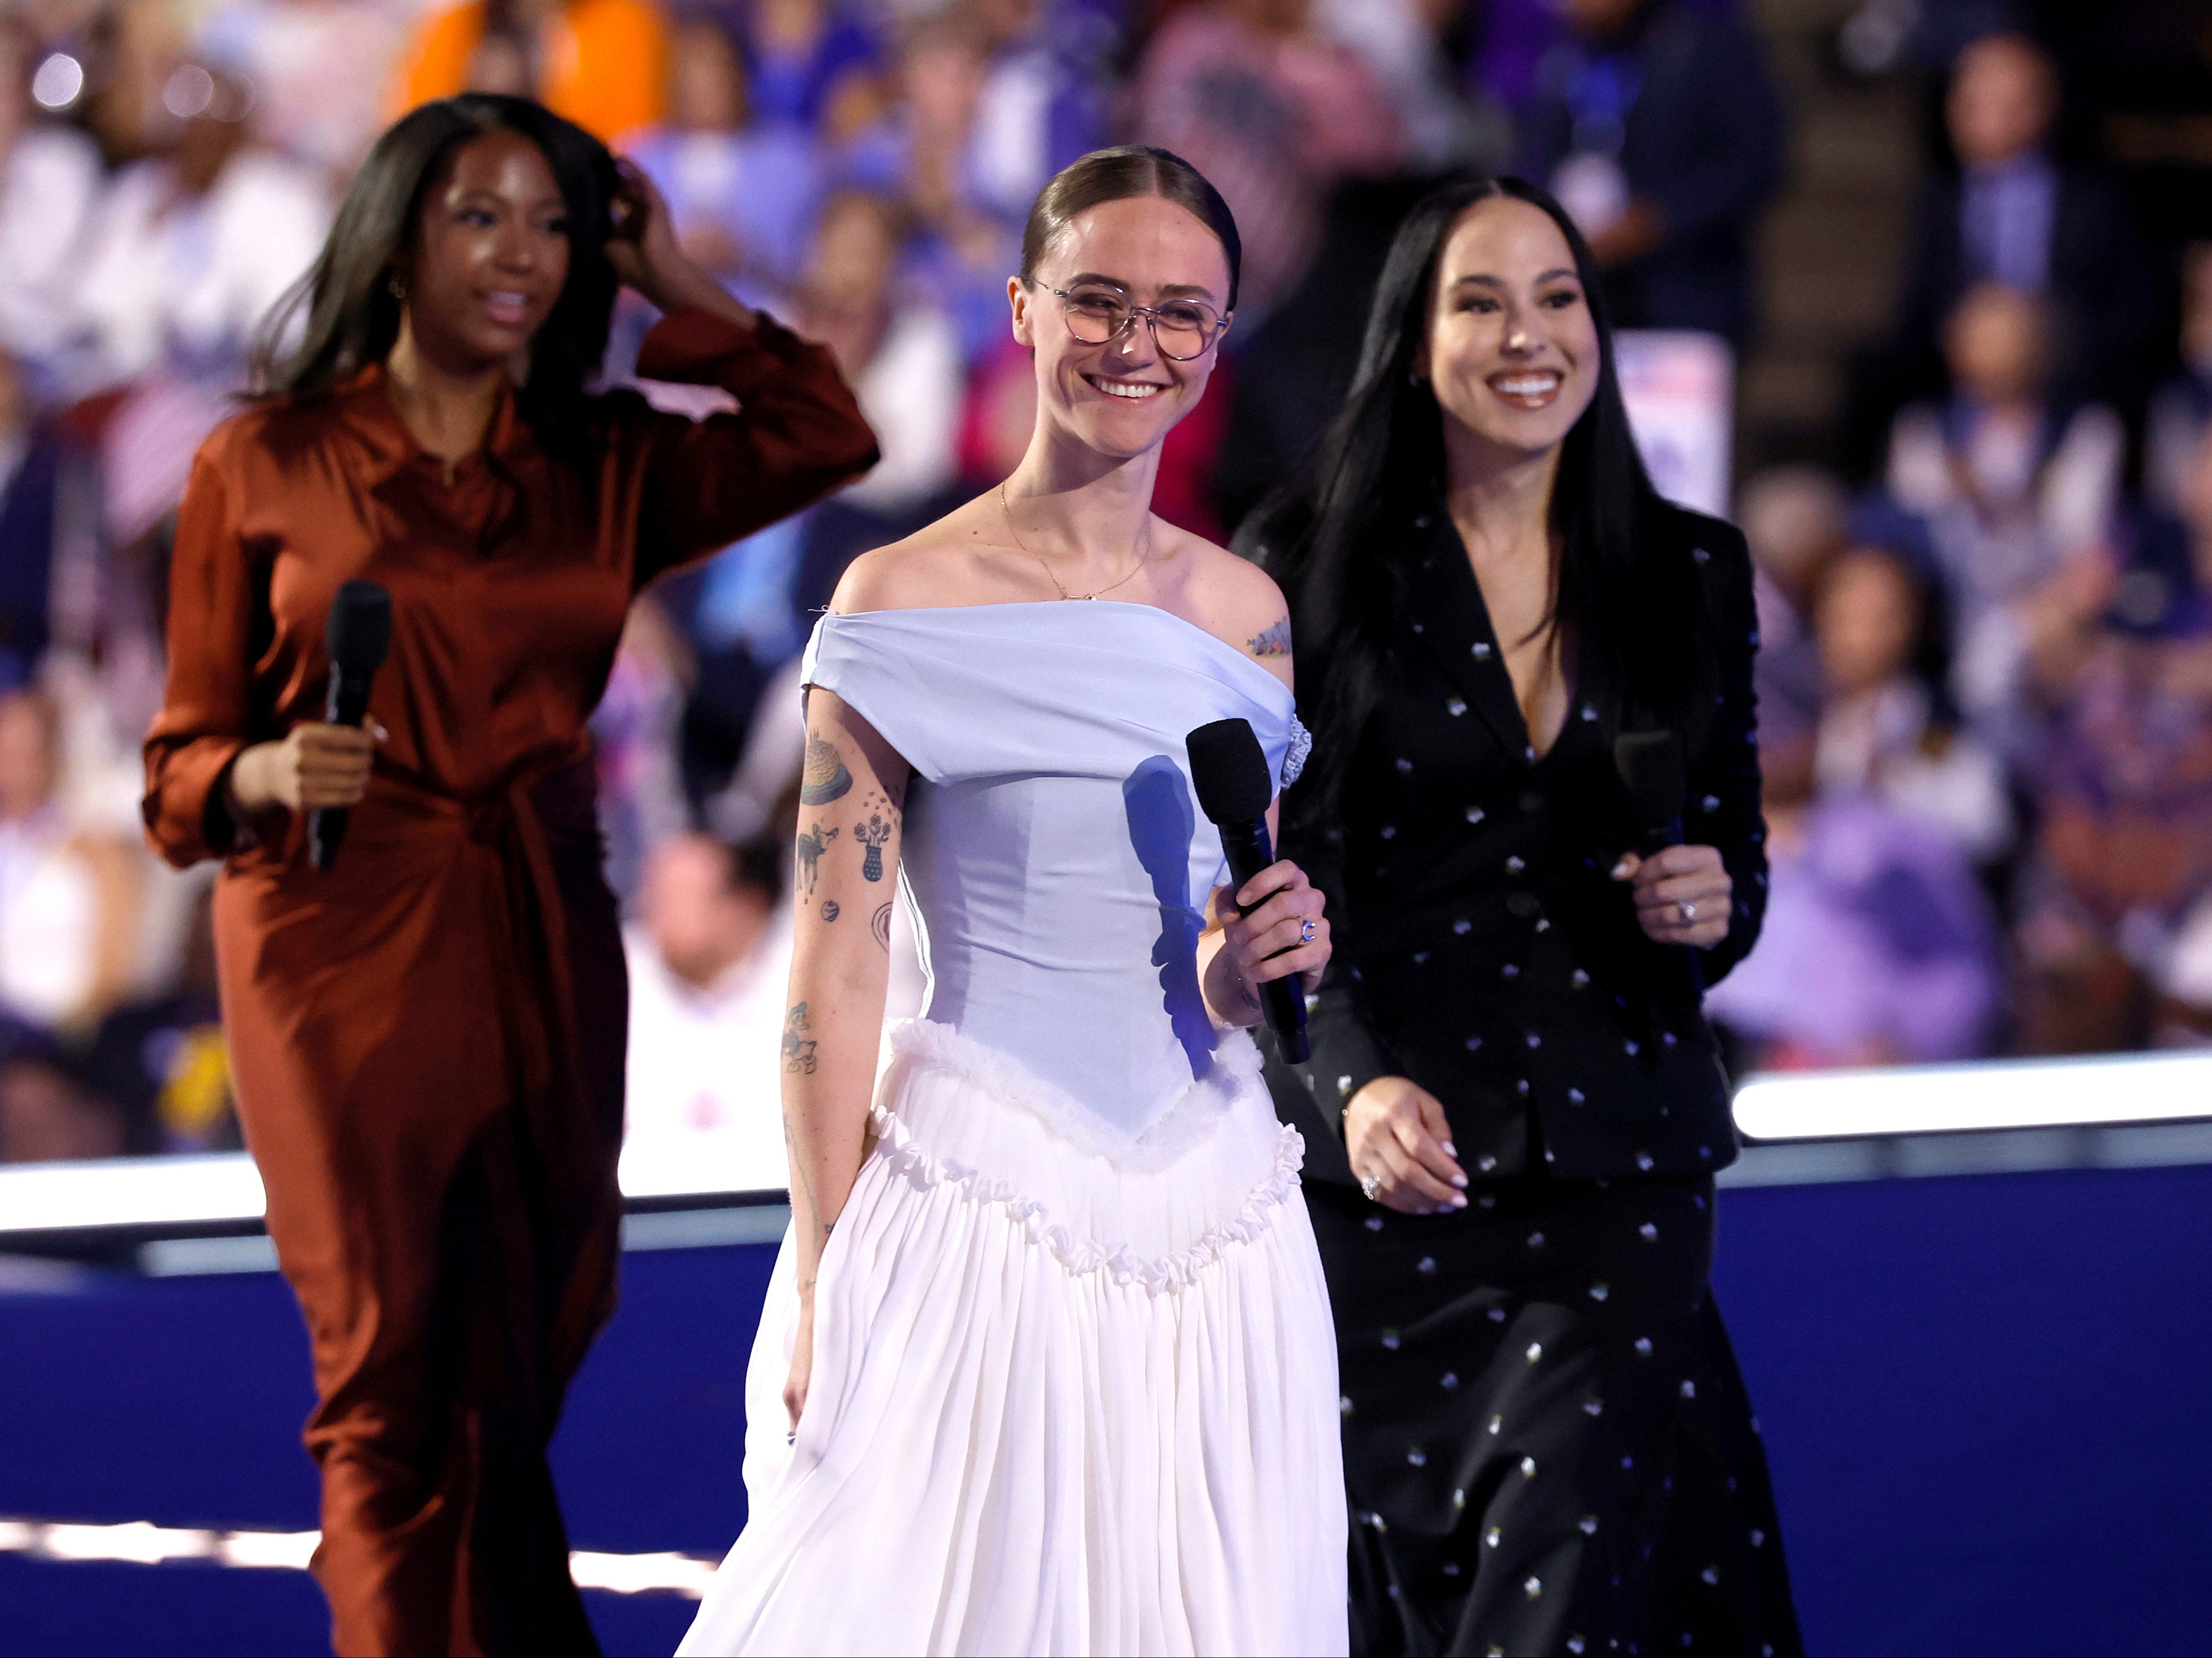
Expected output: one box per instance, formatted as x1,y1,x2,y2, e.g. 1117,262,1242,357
3,1139,2209,1656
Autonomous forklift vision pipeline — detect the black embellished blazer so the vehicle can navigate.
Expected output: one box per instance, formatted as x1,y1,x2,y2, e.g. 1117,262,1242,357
1273,500,1767,1186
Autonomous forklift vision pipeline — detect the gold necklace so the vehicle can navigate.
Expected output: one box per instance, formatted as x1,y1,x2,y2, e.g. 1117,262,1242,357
999,482,1147,601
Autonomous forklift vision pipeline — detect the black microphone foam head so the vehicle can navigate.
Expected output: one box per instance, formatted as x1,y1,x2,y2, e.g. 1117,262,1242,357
326,581,393,675
1614,730,1686,828
1186,718,1273,825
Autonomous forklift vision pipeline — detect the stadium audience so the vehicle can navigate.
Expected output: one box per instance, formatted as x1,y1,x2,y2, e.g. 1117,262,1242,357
390,0,671,140
0,25,103,379
622,17,823,307
1886,280,2123,753
3,0,2210,1165
1514,0,1785,345
0,351,59,687
2013,426,2212,1051
2147,243,2212,520
1704,700,2004,1069
68,64,327,392
0,688,138,1037
1891,31,2154,417
0,1043,127,1162
1811,528,2012,863
83,886,235,1152
193,0,401,182
622,832,792,1178
1738,463,1847,735
737,0,882,138
800,187,962,522
1846,27,2157,477
1132,0,1403,326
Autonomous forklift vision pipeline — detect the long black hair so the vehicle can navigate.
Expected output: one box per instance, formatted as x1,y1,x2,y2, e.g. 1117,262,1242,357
250,95,620,444
1240,174,1713,830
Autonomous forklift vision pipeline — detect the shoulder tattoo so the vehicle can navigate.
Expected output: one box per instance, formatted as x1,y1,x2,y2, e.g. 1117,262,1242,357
1249,617,1292,659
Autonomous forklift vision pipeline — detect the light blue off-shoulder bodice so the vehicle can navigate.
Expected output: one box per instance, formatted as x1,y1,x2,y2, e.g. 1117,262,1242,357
801,600,1308,1146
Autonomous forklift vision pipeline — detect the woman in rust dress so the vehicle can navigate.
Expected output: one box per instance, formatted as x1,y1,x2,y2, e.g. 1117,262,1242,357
140,95,874,1656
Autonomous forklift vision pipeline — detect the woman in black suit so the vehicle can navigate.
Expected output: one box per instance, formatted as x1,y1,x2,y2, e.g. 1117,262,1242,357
1247,176,1801,1656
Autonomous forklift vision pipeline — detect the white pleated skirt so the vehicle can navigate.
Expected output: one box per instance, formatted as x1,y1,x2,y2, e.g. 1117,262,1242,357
678,1021,1348,1657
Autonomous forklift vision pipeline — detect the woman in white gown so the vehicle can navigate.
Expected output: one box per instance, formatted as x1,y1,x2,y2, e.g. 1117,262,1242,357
679,147,1349,1656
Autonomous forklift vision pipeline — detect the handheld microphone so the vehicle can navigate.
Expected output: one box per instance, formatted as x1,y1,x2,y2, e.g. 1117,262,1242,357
310,581,392,871
1187,717,1310,1064
1613,729,1703,992
1614,730,1686,853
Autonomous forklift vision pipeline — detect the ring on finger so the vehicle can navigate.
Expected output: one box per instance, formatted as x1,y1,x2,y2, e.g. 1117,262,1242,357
1300,918,1317,943
1677,900,1697,925
1358,1172,1381,1202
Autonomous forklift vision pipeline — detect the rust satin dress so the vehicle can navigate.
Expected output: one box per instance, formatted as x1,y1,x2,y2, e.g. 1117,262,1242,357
141,308,874,1657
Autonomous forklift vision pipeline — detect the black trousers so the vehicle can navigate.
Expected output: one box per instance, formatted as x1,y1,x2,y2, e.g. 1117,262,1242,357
1308,1175,1802,1657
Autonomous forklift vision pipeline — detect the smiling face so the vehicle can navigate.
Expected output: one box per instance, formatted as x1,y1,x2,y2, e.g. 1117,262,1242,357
1010,193,1231,465
400,129,572,375
1422,196,1600,471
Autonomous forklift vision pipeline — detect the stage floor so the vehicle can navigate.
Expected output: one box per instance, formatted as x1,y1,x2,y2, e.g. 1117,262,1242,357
4,1157,2209,1656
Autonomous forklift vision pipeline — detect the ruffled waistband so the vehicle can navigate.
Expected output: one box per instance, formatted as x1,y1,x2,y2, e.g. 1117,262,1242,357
866,1019,1306,1294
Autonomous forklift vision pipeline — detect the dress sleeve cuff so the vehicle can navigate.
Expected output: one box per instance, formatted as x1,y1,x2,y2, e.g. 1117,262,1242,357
142,738,248,866
633,306,824,401
1302,982,1394,1142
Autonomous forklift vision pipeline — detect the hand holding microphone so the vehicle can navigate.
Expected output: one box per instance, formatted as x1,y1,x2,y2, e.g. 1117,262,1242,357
225,583,391,865
1611,730,1731,957
1187,717,1327,1064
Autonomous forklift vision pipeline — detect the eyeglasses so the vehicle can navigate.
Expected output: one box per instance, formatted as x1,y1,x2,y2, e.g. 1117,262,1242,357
1044,284,1228,360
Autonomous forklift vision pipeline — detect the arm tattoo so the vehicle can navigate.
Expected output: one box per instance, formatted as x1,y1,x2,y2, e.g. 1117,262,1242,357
871,902,892,952
821,899,840,921
800,734,854,804
853,812,893,880
795,823,838,895
782,1001,818,1074
1249,617,1292,658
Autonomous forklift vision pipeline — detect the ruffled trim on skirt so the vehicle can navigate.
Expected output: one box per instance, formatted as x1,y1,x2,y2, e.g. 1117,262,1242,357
677,1021,1344,1653
868,1093,1304,1297
680,1018,1349,1657
870,1018,1303,1293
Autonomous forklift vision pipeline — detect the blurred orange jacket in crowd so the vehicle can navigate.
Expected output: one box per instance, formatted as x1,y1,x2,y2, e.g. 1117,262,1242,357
389,0,669,142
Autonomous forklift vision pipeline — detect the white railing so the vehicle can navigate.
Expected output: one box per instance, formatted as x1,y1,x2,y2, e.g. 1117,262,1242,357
3,1051,2208,1237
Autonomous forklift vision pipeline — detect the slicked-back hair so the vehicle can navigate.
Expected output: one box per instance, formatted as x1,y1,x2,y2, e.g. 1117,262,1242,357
250,95,620,447
1019,145,1242,314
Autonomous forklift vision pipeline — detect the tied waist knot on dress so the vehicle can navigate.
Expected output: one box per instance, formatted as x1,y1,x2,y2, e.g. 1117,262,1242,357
353,749,616,1172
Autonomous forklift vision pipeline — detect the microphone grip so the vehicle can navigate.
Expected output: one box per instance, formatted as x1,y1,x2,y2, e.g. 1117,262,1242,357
309,668,370,871
1639,814,1705,997
1217,819,1311,1064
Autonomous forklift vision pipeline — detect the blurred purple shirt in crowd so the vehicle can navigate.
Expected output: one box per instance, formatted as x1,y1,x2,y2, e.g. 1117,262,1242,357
1706,793,2003,1066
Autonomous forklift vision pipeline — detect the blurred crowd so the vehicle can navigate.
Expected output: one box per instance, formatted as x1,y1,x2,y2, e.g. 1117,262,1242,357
0,0,2207,1165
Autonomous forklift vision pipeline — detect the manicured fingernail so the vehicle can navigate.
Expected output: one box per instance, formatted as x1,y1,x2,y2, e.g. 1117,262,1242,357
1441,1141,1457,1157
1451,1174,1468,1189
1450,1194,1468,1208
1610,858,1631,879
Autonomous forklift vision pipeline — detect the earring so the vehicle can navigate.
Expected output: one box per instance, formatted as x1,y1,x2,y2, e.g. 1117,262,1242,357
387,273,407,302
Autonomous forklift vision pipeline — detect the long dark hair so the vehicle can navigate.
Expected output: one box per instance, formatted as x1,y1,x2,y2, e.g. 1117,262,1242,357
1241,175,1713,830
250,95,620,442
